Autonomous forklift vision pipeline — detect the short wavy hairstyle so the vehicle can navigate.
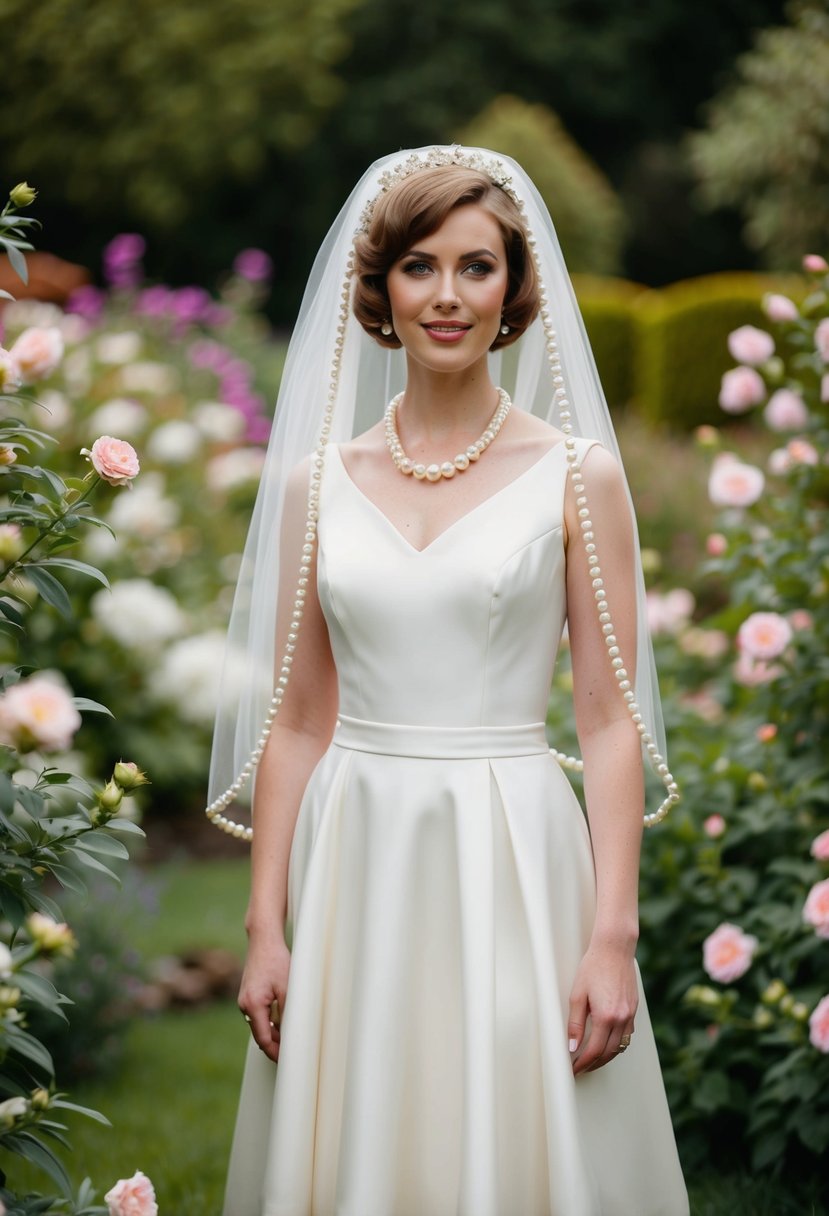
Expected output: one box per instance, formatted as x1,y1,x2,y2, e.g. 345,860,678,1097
353,165,539,351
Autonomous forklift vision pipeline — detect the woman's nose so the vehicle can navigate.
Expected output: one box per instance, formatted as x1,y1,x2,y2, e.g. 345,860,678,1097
433,271,461,309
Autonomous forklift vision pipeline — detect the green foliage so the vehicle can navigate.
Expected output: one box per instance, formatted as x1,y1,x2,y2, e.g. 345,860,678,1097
687,2,829,268
636,262,829,1179
0,0,359,228
636,272,802,429
457,96,625,275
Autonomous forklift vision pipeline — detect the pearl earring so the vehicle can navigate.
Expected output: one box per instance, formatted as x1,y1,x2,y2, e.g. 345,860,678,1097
500,321,510,335
380,321,393,336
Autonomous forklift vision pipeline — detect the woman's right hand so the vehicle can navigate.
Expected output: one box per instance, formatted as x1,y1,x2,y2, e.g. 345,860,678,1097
238,933,291,1063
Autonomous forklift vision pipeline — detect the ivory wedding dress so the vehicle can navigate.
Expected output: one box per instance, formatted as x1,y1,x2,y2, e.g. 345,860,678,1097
223,437,689,1216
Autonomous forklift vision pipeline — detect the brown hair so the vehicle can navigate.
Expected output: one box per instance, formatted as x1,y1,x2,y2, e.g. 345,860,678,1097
353,165,539,351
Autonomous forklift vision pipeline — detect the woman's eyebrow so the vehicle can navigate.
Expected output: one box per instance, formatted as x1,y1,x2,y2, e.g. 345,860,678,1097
400,248,500,261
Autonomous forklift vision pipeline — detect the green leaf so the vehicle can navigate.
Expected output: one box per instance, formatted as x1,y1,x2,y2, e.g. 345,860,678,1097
104,818,145,836
71,849,119,882
36,557,109,588
14,969,66,1016
48,863,88,897
72,697,113,717
5,1023,54,1074
76,830,130,859
8,1130,71,1191
51,1098,110,1126
24,566,71,618
3,241,28,284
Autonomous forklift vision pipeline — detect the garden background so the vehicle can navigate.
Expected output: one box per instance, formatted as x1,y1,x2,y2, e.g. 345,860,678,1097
0,0,827,1211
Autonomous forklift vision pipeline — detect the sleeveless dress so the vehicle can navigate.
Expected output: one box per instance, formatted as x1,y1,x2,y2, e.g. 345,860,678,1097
223,437,689,1216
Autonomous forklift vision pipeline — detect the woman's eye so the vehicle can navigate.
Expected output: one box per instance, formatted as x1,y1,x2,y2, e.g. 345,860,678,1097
464,262,492,276
402,261,432,276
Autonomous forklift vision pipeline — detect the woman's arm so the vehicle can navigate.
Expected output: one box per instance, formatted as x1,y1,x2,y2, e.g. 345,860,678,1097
238,459,339,1061
563,444,643,1075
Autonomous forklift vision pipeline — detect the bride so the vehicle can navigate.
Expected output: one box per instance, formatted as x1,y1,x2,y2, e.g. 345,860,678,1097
209,147,688,1215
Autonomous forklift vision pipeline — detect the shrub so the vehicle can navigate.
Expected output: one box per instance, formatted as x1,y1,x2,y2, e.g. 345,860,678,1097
637,258,829,1183
572,274,648,408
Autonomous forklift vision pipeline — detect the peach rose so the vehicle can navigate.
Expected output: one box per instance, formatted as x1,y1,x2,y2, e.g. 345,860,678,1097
803,878,829,939
762,293,799,323
703,922,758,983
706,532,728,557
756,723,777,743
0,675,82,752
737,612,792,661
763,389,808,432
703,814,726,839
727,325,774,366
803,254,829,273
790,609,813,631
816,318,829,364
8,327,64,385
708,457,764,508
0,349,21,394
810,830,829,861
104,1171,158,1216
809,994,829,1053
733,653,782,686
822,373,829,404
81,436,140,487
718,366,766,414
786,437,819,466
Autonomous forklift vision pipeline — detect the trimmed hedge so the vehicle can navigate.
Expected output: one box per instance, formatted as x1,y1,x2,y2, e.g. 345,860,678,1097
573,274,649,410
633,272,804,429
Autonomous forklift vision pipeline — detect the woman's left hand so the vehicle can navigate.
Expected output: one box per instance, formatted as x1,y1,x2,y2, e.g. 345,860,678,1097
567,938,639,1076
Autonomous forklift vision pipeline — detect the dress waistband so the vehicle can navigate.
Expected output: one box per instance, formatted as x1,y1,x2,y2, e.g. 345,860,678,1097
333,714,550,759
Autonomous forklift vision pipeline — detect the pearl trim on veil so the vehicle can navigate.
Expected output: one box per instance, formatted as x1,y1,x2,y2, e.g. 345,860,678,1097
205,148,680,841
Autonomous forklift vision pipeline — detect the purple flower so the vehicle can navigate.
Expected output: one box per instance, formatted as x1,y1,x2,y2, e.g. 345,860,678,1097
134,286,173,319
66,284,106,321
233,248,273,282
104,234,146,290
246,415,272,443
170,286,213,326
188,338,232,371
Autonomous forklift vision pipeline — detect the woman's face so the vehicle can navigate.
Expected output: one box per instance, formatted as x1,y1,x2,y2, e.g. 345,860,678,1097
385,203,509,374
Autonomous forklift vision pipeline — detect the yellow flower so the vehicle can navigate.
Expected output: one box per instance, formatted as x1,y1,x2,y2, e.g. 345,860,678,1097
9,182,36,208
26,913,76,958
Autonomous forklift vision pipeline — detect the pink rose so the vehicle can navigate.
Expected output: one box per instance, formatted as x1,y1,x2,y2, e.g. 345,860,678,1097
790,609,813,631
762,293,799,323
0,675,81,752
703,814,726,839
679,627,729,660
703,922,758,983
768,447,792,476
763,389,808,431
803,254,829,273
733,653,782,686
718,366,766,414
727,325,775,366
803,878,829,939
645,588,695,635
738,612,792,661
787,437,819,466
756,723,777,743
822,374,829,404
708,457,764,508
816,318,829,363
809,994,829,1052
0,349,21,394
8,327,64,385
706,532,728,557
104,1171,158,1216
81,436,140,487
810,830,829,861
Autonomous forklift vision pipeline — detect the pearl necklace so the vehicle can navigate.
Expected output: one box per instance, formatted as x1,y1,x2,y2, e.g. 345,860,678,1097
384,388,511,482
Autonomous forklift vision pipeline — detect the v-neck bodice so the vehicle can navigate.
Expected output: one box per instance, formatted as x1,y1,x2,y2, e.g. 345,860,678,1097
317,438,593,728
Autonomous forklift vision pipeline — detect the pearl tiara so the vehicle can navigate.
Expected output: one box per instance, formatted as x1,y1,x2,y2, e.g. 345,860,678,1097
356,146,520,234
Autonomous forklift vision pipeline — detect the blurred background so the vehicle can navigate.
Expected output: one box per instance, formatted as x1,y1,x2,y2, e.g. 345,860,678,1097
1,1,828,1209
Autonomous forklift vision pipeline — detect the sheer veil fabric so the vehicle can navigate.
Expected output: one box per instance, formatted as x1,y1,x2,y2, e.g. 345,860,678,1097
206,145,677,836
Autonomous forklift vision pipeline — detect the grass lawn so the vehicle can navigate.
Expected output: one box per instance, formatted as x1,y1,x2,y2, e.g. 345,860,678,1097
9,855,826,1213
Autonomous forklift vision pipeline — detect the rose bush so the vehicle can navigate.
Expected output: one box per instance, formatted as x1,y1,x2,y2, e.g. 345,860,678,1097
634,255,829,1183
2,232,284,811
0,186,155,1214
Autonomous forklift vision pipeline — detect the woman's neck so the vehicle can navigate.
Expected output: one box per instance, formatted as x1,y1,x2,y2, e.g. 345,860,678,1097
398,358,500,444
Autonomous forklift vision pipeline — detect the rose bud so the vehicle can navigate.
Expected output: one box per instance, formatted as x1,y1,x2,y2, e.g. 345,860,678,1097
113,760,150,790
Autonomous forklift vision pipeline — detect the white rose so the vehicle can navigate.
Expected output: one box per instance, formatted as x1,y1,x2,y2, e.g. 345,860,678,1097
206,448,266,491
96,331,143,365
151,631,246,724
91,579,185,649
108,474,179,538
146,420,201,464
89,398,148,439
0,943,13,979
192,401,246,443
119,361,177,394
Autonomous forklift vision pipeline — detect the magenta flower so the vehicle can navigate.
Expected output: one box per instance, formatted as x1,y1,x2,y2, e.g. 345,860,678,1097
703,922,758,983
104,233,146,290
803,254,829,273
134,286,173,319
66,284,106,322
233,247,273,282
719,366,766,414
